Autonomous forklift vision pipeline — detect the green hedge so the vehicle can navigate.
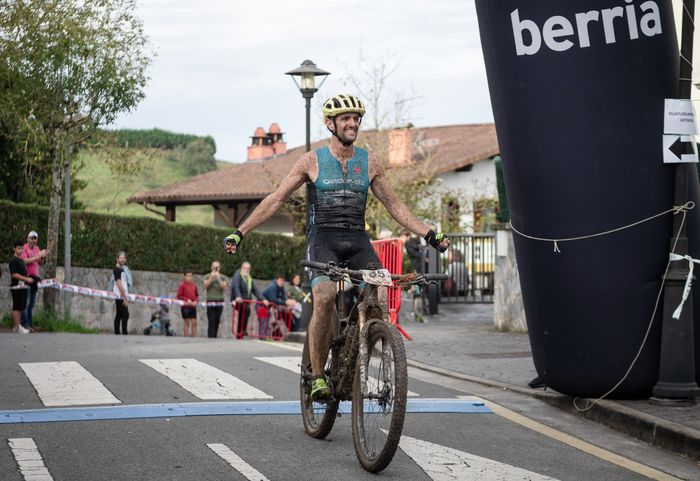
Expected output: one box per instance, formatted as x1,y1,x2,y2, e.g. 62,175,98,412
494,156,510,223
111,128,217,153
0,201,305,279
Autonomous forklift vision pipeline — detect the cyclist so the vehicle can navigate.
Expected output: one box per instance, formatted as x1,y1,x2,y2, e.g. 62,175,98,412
224,94,451,401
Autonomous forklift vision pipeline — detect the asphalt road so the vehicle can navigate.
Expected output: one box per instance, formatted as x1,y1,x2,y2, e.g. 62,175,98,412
1,333,697,481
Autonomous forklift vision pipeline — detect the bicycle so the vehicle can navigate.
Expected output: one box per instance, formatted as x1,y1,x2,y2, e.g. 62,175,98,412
143,315,177,337
298,259,447,473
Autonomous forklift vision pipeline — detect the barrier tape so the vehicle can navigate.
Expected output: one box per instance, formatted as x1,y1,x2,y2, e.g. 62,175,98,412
1,279,236,307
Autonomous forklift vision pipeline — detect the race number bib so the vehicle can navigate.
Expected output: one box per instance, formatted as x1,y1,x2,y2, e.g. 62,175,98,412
361,269,393,286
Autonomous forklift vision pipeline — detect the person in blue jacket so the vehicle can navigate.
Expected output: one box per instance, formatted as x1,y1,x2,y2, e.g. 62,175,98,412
260,273,295,339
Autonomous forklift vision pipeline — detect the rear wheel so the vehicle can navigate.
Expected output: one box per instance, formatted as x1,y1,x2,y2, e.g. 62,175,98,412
352,320,408,473
143,327,152,336
300,311,340,439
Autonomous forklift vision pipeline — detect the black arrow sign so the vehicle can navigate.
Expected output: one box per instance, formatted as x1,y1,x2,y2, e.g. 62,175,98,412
669,136,696,161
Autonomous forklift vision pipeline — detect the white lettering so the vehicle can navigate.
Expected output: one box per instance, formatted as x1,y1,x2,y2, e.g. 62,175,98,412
543,16,574,52
512,9,541,56
511,1,663,56
640,1,662,37
602,7,624,44
626,0,639,40
575,11,599,48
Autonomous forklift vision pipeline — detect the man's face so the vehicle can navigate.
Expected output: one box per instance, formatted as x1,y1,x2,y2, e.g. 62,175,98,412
241,263,251,275
117,254,126,266
14,245,23,256
185,272,193,282
276,277,285,288
326,113,360,145
212,262,220,272
399,234,410,244
27,236,37,248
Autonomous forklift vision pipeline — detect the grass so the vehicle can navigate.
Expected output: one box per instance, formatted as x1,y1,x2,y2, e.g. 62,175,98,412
75,150,233,226
1,306,101,334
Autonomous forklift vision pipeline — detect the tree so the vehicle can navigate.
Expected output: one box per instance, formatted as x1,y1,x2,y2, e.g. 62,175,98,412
182,139,217,176
0,0,153,307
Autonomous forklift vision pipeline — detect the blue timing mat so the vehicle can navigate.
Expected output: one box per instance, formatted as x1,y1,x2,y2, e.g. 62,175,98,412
0,399,490,424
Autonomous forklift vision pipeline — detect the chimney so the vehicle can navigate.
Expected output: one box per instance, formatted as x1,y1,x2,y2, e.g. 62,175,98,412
268,123,287,156
388,129,411,167
247,127,274,161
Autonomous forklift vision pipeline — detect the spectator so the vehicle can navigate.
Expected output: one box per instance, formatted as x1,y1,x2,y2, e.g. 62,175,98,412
378,229,392,240
398,228,422,273
9,239,33,334
20,231,47,332
261,273,296,339
153,296,172,336
230,262,268,339
177,269,199,337
203,260,228,338
286,273,306,332
111,251,130,334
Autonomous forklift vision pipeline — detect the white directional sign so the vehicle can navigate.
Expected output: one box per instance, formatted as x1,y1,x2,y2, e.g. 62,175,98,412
664,99,698,135
663,134,698,163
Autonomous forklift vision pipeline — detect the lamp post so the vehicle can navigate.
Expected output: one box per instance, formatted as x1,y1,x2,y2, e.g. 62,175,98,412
286,60,329,330
651,0,700,404
285,60,330,154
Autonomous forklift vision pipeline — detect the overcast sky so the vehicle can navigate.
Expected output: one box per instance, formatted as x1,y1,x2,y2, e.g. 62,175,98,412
113,0,493,162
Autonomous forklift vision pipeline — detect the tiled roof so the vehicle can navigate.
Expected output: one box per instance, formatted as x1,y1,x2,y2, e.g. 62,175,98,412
127,123,498,206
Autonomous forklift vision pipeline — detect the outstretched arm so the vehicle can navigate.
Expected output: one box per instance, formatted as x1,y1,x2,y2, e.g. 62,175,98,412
368,154,430,237
225,152,314,254
369,154,450,249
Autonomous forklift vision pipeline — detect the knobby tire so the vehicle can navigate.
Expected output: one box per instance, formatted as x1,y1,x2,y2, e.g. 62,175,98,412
352,320,408,473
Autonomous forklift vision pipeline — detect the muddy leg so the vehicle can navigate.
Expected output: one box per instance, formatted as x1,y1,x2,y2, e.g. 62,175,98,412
308,282,336,377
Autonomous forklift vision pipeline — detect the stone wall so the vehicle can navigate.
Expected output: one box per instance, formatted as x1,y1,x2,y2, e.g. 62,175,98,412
493,224,527,332
0,264,274,337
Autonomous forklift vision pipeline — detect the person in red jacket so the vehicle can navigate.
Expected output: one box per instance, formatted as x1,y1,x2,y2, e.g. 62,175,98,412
177,269,199,337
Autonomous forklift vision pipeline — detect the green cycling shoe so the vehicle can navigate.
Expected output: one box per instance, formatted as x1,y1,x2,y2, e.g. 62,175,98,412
310,376,331,402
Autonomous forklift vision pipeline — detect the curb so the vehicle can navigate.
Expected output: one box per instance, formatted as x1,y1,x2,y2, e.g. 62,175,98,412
406,359,700,462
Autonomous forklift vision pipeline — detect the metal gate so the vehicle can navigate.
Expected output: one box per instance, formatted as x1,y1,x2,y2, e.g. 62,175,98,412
436,233,495,304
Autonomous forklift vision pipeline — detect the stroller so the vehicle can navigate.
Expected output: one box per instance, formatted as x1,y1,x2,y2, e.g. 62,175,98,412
144,297,177,336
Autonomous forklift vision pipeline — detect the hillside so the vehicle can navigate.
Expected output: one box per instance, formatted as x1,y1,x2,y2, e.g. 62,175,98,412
75,150,233,226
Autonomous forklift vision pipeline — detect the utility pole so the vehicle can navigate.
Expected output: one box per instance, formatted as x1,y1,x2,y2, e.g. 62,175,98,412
652,0,700,404
64,131,71,318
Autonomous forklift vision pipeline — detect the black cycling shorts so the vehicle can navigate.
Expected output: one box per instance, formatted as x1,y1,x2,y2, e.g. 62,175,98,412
306,227,381,288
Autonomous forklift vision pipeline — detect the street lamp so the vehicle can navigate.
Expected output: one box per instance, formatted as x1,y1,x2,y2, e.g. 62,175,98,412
285,60,330,153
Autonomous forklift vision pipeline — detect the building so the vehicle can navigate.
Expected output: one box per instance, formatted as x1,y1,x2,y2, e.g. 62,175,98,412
127,123,500,235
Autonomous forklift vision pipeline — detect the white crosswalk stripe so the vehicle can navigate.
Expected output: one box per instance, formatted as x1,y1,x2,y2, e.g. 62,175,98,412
19,362,120,407
254,356,421,396
396,432,559,481
8,438,54,481
207,443,270,481
140,358,273,400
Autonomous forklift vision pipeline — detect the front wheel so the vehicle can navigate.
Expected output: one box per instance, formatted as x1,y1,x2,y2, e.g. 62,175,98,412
143,327,152,336
352,320,408,473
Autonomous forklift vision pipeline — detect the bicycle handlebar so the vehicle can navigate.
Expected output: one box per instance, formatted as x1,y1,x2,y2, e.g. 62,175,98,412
300,260,448,282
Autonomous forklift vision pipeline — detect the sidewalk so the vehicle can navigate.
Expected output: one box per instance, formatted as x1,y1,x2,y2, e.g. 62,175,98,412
401,301,700,462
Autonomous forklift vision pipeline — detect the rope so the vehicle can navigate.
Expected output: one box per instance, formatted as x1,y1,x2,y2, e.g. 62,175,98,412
511,202,694,253
573,207,690,412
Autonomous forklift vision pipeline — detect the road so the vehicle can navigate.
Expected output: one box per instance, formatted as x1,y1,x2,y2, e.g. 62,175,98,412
0,333,697,481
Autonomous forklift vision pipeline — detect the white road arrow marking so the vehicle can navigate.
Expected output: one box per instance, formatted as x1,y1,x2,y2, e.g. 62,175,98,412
396,432,559,481
8,438,54,481
207,443,270,481
19,362,120,407
140,358,272,400
255,356,420,396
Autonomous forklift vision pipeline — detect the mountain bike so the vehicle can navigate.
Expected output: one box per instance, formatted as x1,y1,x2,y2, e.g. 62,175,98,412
298,259,447,473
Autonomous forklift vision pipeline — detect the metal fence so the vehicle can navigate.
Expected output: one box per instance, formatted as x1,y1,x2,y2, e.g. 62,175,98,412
435,233,495,304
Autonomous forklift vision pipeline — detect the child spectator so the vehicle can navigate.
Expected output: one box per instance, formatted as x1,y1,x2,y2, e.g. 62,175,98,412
177,269,199,337
9,239,33,334
153,296,172,336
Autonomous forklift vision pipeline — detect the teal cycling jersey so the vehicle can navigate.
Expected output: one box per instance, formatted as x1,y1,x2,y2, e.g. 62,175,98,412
307,146,370,228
